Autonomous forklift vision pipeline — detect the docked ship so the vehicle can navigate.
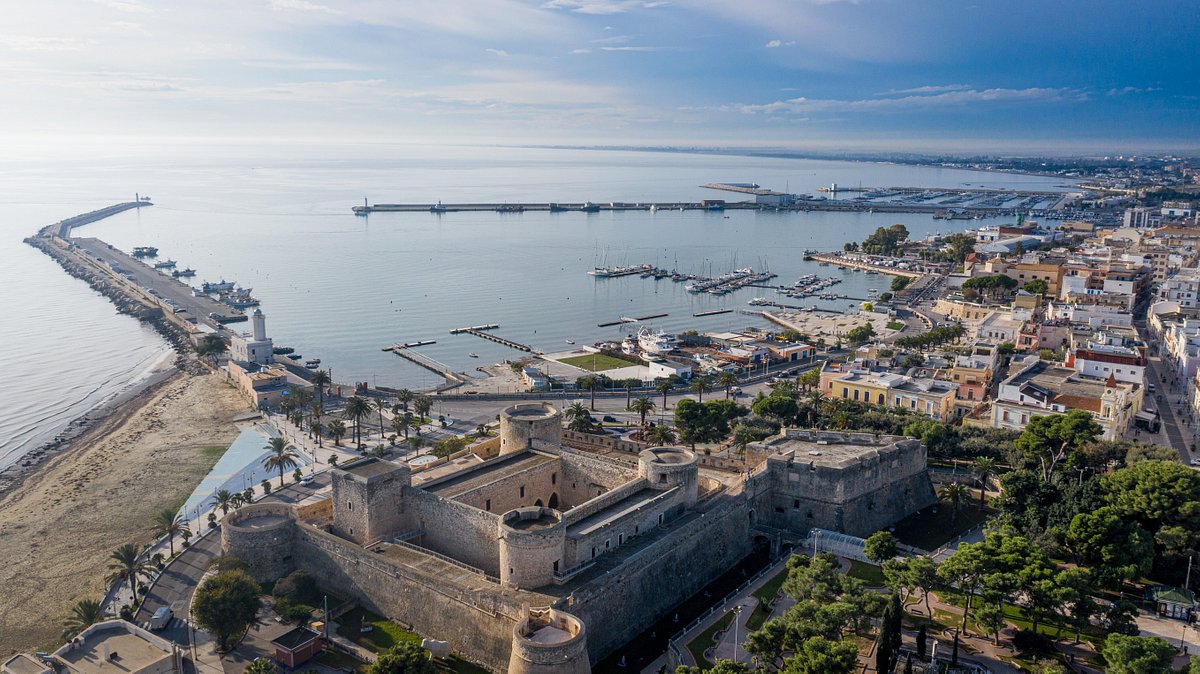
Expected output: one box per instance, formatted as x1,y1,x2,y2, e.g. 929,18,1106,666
221,287,260,309
132,246,158,257
152,259,177,269
636,327,678,355
172,267,196,278
202,279,236,293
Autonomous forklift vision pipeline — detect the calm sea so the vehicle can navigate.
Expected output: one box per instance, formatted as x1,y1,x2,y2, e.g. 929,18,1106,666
0,143,1076,470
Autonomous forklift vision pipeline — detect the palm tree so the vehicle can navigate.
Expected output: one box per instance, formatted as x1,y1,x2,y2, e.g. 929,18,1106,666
628,397,655,431
408,416,424,437
194,334,226,365
578,376,600,409
716,371,738,400
476,424,489,438
62,598,103,639
690,375,711,402
107,543,148,599
972,457,997,510
263,437,301,488
214,489,236,517
413,395,433,421
655,377,676,411
409,435,428,456
646,425,677,447
939,482,970,526
310,419,324,448
309,370,331,406
373,397,389,439
390,414,409,441
395,388,414,413
327,419,346,446
308,400,323,438
152,508,188,557
564,402,589,424
342,396,370,446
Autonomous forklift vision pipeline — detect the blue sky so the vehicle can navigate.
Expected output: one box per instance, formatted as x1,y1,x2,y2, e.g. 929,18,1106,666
4,0,1197,153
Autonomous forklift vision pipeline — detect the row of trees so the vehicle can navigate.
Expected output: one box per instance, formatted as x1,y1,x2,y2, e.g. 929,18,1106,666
892,323,966,349
843,224,911,256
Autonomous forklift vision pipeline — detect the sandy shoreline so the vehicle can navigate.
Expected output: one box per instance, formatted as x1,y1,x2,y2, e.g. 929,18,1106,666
0,370,249,655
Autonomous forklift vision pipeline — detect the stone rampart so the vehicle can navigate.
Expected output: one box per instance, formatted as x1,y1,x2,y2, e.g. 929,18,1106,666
550,444,638,505
562,478,649,527
500,403,562,455
499,507,567,589
448,458,563,514
569,497,753,663
564,487,683,569
404,488,501,576
292,522,544,672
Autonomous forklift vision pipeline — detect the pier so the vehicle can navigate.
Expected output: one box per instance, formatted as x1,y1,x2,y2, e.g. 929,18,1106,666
598,313,669,328
39,200,151,239
383,345,464,383
460,328,538,354
450,324,499,334
693,309,733,317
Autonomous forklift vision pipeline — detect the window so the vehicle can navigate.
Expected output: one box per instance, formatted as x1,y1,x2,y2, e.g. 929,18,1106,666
591,547,596,558
658,514,663,524
520,486,525,498
605,540,610,550
842,387,849,399
793,499,800,509
551,473,557,485
347,501,352,511
553,560,559,573
853,389,860,401
659,473,667,483
878,393,885,404
618,534,624,545
485,499,491,511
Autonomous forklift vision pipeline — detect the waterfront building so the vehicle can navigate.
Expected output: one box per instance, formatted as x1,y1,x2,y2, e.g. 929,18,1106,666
9,620,185,674
227,360,313,409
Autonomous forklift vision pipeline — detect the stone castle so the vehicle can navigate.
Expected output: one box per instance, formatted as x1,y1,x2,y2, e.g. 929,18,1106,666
223,403,935,672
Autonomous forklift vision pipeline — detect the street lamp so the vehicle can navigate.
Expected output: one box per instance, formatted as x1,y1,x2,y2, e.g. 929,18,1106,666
731,604,744,663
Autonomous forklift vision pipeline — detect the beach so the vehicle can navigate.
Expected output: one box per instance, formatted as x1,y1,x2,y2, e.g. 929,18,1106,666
0,370,248,655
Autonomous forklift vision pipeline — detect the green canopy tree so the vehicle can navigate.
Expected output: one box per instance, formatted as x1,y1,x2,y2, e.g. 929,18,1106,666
1100,633,1176,674
1015,411,1102,482
62,598,103,639
863,531,897,564
191,570,262,650
368,643,435,674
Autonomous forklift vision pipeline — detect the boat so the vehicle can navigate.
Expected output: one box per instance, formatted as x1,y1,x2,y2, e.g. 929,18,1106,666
132,246,158,257
581,202,600,213
649,204,658,213
496,205,524,213
172,268,196,278
305,359,321,369
273,346,295,355
153,259,177,269
549,203,568,212
620,336,637,355
565,339,575,345
468,353,479,358
202,280,235,293
287,354,302,360
430,201,447,213
636,327,678,355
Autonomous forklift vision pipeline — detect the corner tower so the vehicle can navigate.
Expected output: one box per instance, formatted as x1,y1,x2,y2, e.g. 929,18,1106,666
330,458,411,545
500,403,562,455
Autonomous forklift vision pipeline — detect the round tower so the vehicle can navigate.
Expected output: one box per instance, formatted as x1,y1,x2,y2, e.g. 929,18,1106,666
498,507,565,590
221,502,296,583
500,403,562,455
507,607,591,674
638,446,699,506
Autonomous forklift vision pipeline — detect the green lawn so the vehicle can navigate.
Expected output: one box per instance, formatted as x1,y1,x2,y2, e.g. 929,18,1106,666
886,321,905,331
336,608,422,653
316,649,369,673
746,566,791,631
891,504,990,551
558,353,641,372
846,560,887,586
687,611,735,668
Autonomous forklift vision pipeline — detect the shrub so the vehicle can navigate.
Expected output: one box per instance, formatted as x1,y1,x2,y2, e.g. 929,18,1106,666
274,570,321,606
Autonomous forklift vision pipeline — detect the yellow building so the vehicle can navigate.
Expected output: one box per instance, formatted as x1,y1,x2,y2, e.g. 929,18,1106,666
820,363,957,422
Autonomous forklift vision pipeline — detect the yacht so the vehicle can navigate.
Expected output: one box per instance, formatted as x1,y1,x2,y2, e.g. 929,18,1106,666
621,336,638,355
636,327,678,355
153,259,177,269
468,353,479,358
565,339,575,345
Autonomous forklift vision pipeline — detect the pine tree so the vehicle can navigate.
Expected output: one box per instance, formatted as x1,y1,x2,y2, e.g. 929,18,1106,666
916,624,927,659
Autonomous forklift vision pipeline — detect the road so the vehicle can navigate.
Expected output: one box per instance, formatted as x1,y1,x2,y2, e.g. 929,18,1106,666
1134,320,1194,459
134,532,222,646
69,236,241,328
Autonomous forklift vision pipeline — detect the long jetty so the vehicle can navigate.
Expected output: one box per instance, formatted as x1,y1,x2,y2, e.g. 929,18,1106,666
383,345,464,383
460,328,538,354
38,201,151,238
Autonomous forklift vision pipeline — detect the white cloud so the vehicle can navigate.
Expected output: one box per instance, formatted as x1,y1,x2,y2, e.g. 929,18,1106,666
268,0,342,15
0,35,88,52
883,84,971,95
600,46,663,52
486,48,510,56
88,0,152,13
736,87,1076,114
764,39,794,48
569,48,592,54
541,0,666,14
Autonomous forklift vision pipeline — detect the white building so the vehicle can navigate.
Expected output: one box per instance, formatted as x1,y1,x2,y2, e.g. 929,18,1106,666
1161,268,1200,309
986,356,1142,441
1123,206,1161,229
1065,342,1146,384
230,308,274,365
1045,301,1133,327
1162,201,1195,219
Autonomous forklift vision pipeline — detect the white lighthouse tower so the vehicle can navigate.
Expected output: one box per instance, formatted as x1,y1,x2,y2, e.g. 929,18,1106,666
231,308,274,364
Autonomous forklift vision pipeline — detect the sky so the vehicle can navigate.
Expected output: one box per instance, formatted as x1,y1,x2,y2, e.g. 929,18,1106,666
3,0,1198,154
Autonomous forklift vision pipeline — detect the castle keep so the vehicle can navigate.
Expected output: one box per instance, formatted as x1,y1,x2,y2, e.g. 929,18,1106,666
223,402,935,672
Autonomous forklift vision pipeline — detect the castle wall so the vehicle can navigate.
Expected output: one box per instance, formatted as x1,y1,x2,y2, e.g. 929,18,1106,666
551,444,638,505
561,478,649,527
404,488,501,576
563,487,685,569
292,523,534,672
449,459,565,513
569,497,754,663
331,464,409,545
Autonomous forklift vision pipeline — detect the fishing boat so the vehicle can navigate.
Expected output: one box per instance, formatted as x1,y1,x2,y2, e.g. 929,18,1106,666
305,359,321,369
132,246,158,257
430,201,447,213
636,327,678,355
468,353,479,358
202,279,235,293
152,259,177,269
172,268,196,278
565,339,575,345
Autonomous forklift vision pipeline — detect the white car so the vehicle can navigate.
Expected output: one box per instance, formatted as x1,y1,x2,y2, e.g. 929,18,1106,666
1190,459,1199,467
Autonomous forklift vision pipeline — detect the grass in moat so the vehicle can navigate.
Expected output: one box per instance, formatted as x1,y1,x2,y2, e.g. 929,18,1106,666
334,608,490,673
846,560,887,586
891,503,991,551
558,353,642,372
745,565,791,631
687,610,735,668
